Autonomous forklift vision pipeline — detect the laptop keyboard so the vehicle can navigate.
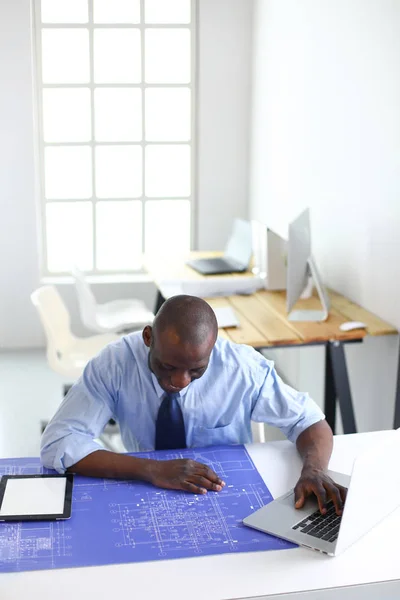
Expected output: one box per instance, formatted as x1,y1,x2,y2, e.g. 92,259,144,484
292,502,342,543
204,258,233,269
188,258,245,273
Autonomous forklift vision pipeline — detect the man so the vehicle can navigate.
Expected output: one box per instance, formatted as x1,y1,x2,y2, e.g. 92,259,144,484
41,295,345,515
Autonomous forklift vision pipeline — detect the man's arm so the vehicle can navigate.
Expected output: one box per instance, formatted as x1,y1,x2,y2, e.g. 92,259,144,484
249,356,346,515
296,419,333,471
68,450,225,494
295,420,346,515
41,345,224,494
40,347,118,473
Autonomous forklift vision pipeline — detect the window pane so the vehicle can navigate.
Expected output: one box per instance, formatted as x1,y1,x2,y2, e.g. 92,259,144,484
96,201,142,270
94,29,141,83
46,202,93,272
145,0,190,23
95,146,142,198
41,0,88,23
145,88,190,141
45,146,92,199
41,29,90,84
145,145,190,197
43,88,91,142
94,0,140,23
95,89,142,142
145,29,190,83
145,200,190,254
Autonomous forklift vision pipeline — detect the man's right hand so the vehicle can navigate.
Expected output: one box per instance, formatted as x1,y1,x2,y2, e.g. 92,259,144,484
147,459,225,494
68,451,225,494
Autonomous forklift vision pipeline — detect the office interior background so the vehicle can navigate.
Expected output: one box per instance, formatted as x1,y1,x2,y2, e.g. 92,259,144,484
1,0,400,459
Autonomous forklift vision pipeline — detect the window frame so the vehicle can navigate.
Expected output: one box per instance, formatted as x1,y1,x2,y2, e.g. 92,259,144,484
33,0,197,278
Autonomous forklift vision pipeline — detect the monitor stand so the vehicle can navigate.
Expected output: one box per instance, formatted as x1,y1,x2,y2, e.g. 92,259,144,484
288,256,330,322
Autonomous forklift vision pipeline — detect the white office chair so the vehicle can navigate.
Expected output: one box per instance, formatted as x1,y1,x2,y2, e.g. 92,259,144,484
31,285,119,380
72,266,154,334
31,285,122,450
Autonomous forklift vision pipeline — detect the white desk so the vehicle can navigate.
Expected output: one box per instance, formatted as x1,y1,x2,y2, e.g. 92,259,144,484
1,431,400,600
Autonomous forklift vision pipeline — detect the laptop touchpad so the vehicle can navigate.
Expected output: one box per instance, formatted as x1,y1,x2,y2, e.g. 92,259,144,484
277,490,319,511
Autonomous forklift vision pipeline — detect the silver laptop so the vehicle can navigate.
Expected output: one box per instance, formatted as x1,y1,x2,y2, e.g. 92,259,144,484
243,429,400,556
187,219,252,275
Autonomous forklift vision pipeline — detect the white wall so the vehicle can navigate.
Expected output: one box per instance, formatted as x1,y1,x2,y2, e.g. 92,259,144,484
0,0,40,349
250,0,400,433
197,0,253,249
0,0,253,349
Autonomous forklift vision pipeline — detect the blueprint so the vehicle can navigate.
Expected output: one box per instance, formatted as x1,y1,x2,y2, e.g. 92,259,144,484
0,445,295,573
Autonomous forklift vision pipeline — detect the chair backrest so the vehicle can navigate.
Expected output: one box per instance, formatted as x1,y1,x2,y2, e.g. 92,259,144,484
71,266,98,330
31,286,75,360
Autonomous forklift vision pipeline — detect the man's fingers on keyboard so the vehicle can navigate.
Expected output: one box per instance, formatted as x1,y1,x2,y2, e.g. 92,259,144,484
314,485,328,513
294,486,305,508
339,485,347,503
326,484,343,515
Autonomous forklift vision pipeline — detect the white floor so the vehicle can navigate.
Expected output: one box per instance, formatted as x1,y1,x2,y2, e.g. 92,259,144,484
0,350,70,458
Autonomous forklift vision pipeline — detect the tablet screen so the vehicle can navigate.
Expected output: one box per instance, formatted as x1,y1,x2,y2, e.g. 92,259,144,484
0,475,72,520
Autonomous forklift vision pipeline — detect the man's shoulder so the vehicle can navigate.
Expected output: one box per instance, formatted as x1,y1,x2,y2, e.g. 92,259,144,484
212,337,270,371
97,331,147,366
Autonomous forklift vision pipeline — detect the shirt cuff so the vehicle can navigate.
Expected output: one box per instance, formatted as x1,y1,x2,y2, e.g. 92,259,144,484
286,408,325,443
42,435,105,473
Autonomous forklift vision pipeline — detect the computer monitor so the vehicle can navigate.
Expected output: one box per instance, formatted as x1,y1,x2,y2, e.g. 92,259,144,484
251,220,287,290
287,208,330,322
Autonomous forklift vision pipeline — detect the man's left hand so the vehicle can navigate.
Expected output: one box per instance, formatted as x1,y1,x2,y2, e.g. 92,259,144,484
294,467,347,516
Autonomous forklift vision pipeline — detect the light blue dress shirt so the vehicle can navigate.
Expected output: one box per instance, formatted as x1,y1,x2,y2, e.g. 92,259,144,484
41,333,324,473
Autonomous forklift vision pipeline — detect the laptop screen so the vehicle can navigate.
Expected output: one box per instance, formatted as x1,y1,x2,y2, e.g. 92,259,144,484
224,219,253,267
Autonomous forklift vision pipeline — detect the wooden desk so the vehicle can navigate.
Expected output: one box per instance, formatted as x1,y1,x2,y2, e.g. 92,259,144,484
2,432,399,600
146,252,398,434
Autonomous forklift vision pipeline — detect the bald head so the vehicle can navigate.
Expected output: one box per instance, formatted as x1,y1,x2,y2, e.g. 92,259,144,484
153,295,218,346
143,295,218,393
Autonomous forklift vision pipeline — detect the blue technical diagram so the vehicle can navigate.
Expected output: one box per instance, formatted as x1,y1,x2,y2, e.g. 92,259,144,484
0,445,295,573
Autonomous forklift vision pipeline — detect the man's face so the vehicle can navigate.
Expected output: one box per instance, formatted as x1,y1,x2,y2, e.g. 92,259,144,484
143,326,215,394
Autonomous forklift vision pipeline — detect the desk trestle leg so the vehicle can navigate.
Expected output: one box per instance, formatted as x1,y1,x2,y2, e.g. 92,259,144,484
393,335,400,429
324,341,357,435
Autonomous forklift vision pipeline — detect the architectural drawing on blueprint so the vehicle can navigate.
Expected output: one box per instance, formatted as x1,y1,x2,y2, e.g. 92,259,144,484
109,446,280,557
0,446,295,574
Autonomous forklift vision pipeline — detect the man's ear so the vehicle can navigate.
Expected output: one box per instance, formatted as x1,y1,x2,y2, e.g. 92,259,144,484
142,326,152,348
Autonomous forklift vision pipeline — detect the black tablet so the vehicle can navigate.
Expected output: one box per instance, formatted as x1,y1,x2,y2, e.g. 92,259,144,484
0,474,73,522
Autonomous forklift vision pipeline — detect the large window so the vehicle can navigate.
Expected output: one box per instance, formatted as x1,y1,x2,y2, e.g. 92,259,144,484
34,0,195,275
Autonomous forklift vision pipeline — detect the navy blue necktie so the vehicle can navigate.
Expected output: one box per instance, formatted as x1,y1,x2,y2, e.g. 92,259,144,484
155,393,187,450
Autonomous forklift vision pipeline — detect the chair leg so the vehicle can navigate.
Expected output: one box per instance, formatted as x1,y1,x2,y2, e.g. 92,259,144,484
252,422,266,443
155,290,166,314
63,384,72,396
257,422,266,443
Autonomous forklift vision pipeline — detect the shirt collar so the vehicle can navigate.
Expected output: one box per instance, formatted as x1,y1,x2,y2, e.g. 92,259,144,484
151,372,167,398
